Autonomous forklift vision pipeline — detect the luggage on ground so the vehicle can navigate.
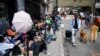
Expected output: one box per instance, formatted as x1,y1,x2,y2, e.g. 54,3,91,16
65,30,72,37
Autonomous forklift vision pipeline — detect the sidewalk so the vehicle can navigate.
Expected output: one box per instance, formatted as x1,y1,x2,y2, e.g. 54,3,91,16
39,30,64,56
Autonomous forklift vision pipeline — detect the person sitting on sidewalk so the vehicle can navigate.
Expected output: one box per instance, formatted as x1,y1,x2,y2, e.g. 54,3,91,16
0,35,14,54
4,29,25,55
0,35,22,56
46,25,54,43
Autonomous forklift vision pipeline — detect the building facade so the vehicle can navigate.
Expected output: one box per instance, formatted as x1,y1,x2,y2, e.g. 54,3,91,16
0,0,50,25
0,0,6,18
95,0,100,15
47,0,56,14
58,0,94,13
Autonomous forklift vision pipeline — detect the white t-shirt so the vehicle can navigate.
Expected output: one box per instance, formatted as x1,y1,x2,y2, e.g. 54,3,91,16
0,43,14,54
50,28,53,35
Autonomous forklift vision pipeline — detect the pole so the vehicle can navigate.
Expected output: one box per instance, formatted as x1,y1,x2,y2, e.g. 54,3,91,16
93,0,96,17
92,0,96,23
56,0,58,14
26,35,29,56
44,21,47,41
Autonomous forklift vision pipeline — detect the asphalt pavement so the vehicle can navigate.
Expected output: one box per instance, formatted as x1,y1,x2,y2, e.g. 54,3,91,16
29,15,100,56
62,15,100,56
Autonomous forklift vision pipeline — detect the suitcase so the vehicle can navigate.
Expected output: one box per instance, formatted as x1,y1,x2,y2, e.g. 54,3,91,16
65,30,72,37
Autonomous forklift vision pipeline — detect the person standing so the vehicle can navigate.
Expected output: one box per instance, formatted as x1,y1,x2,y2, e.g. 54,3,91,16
71,14,81,46
85,13,91,29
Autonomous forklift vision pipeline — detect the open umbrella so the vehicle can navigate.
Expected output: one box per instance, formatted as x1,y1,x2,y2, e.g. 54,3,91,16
12,10,33,56
12,10,33,33
0,19,10,34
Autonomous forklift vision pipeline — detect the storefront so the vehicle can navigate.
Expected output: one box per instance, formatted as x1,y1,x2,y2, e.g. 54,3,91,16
27,0,48,20
5,0,18,26
0,0,24,25
95,2,100,16
80,6,92,13
0,0,27,26
0,0,48,25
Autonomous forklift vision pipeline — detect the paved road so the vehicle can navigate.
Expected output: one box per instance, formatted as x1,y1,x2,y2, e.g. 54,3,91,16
62,15,100,56
29,15,100,56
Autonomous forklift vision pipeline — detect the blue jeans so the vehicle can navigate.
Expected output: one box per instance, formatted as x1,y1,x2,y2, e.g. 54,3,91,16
52,22,59,35
9,34,24,44
32,42,41,56
46,34,53,43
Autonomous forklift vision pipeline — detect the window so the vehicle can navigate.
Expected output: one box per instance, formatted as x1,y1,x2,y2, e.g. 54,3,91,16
0,0,6,19
96,8,100,16
96,0,100,2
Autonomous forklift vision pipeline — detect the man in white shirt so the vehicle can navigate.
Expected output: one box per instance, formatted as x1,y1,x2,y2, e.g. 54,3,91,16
0,35,14,54
71,15,81,46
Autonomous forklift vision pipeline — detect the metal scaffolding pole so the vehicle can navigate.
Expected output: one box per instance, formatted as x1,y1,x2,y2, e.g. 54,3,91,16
93,0,96,23
56,0,58,14
93,0,96,17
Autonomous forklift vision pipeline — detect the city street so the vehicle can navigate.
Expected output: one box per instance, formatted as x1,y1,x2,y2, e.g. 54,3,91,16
36,15,100,56
29,25,64,56
62,15,100,56
0,0,100,56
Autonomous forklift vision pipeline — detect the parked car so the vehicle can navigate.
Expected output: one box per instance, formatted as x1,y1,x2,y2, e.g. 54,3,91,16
94,16,100,31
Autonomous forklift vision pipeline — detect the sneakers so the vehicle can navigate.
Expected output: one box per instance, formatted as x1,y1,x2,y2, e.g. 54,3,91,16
44,51,50,56
46,52,50,56
72,43,76,46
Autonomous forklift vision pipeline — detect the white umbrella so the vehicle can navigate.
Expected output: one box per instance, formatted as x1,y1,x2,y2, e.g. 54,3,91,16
12,10,33,33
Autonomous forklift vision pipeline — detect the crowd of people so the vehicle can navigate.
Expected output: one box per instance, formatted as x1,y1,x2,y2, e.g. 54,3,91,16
0,11,99,56
0,13,61,56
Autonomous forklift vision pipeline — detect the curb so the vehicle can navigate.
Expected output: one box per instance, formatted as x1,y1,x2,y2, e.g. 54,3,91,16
59,28,65,56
